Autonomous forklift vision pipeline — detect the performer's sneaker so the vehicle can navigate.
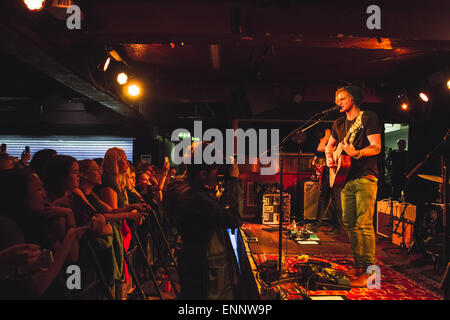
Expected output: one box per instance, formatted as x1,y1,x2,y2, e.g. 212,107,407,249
350,273,371,287
345,267,363,278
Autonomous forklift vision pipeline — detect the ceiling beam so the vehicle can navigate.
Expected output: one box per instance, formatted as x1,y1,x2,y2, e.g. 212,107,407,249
68,2,450,44
0,23,147,120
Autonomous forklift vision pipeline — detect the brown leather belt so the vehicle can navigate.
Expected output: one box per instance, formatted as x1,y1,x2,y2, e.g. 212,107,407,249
363,175,378,182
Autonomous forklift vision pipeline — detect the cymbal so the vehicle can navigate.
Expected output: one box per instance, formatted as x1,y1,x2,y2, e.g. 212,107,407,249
418,174,450,184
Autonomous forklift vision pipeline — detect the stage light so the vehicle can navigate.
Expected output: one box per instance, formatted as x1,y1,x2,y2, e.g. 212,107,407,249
419,92,429,102
127,84,141,97
108,49,122,62
401,103,409,110
103,57,111,72
447,79,450,90
117,72,128,85
24,0,45,11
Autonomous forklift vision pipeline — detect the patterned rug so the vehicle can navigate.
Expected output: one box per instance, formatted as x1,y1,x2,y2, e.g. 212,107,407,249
254,254,442,300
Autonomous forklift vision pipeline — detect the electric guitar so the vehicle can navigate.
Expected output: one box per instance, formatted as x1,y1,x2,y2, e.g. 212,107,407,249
312,156,326,184
329,111,364,188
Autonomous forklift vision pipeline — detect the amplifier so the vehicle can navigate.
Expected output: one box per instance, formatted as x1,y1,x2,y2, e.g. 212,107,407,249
376,200,415,248
393,203,416,223
262,193,291,225
303,181,321,220
376,200,396,237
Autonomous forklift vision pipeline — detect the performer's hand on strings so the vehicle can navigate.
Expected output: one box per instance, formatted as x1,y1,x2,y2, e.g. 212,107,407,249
326,153,336,168
341,140,359,158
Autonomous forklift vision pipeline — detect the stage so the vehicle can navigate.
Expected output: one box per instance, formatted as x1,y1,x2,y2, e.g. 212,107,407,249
236,222,443,300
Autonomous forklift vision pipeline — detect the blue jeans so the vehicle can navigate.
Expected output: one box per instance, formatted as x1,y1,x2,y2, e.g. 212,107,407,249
341,177,378,269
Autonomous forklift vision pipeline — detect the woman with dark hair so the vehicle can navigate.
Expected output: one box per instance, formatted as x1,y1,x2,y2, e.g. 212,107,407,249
29,149,57,180
43,155,79,205
40,155,79,243
0,169,89,298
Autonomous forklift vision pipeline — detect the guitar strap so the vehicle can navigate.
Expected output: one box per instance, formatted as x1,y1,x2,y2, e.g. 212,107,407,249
346,111,364,145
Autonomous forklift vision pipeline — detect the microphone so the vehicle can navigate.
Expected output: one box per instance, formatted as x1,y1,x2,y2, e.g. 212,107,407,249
320,105,340,114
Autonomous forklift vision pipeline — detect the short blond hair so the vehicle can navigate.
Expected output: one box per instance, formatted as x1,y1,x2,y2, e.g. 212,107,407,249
335,87,353,105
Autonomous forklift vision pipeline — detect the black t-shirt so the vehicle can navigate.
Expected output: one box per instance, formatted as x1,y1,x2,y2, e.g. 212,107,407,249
388,150,409,182
331,110,382,181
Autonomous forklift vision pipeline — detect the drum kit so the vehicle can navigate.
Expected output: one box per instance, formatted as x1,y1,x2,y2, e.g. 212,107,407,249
418,174,450,185
417,174,448,267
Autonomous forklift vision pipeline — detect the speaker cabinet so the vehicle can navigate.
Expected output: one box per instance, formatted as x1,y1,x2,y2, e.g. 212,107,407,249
303,181,320,220
376,200,395,237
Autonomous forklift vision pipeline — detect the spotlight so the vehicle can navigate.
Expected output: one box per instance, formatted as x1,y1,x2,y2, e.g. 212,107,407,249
447,79,450,90
127,83,141,98
117,72,128,85
24,0,45,11
108,49,123,62
397,92,409,111
103,57,111,72
419,92,429,102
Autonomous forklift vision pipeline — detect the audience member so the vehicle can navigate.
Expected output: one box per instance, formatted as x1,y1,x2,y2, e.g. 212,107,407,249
165,143,243,299
0,153,14,171
0,169,89,298
97,148,149,291
29,149,57,180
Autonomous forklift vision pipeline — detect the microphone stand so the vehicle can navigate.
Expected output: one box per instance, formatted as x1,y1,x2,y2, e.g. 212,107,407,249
405,130,449,267
275,107,339,278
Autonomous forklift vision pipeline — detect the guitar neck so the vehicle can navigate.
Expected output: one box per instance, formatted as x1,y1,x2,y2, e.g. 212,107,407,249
334,140,345,159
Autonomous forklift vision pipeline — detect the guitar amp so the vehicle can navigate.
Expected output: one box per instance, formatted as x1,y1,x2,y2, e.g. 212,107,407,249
376,200,416,248
376,199,396,237
303,181,320,220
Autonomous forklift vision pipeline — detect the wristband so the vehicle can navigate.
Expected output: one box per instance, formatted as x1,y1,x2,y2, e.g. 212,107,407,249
353,150,363,159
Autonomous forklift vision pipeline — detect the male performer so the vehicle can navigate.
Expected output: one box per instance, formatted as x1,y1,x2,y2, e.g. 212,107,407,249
325,86,382,287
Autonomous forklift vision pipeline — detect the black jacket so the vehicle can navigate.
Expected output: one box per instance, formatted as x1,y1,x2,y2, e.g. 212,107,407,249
164,177,243,299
